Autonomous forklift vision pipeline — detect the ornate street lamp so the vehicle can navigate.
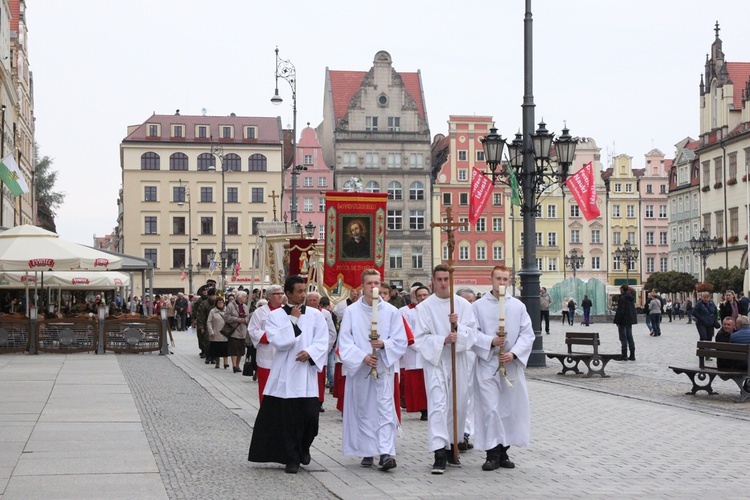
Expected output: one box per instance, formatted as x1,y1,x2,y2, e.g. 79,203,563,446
271,47,300,221
614,240,639,287
564,248,585,279
305,220,316,239
478,1,579,367
209,144,227,291
690,228,719,282
177,180,197,294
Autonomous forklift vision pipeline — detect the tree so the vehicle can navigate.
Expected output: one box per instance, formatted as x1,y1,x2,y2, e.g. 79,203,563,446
705,267,744,294
643,271,697,293
34,142,65,216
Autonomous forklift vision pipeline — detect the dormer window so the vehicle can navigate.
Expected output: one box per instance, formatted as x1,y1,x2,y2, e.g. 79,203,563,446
222,126,233,139
172,125,183,138
148,124,159,137
246,126,257,139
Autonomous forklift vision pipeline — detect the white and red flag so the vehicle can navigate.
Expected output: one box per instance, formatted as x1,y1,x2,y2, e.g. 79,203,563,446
565,161,601,221
469,167,493,224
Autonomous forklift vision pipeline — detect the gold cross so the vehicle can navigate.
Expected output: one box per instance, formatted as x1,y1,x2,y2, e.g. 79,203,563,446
268,190,280,221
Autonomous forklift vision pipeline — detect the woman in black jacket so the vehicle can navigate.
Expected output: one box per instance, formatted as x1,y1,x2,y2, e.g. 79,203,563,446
613,284,638,361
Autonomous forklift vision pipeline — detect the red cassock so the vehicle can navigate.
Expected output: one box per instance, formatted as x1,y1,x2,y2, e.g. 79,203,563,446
401,315,428,412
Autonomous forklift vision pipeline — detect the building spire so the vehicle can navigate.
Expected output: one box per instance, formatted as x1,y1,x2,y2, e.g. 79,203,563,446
714,20,720,39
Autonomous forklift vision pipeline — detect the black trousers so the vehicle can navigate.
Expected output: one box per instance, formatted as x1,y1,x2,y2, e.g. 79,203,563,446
540,310,550,333
248,396,320,466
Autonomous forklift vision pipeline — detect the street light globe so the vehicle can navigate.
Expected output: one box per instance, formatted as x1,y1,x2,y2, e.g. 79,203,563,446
271,91,283,105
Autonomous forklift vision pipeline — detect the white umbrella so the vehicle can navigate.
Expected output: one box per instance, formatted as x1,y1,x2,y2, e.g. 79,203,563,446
0,225,122,271
0,271,130,289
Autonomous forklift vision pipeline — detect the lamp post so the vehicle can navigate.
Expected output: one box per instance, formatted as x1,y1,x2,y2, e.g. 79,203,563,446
690,228,719,282
177,180,197,294
271,47,299,221
614,240,639,287
305,220,316,239
565,248,585,280
209,144,227,291
479,1,578,367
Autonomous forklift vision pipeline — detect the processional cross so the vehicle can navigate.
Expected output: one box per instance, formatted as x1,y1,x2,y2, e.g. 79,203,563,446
268,190,280,221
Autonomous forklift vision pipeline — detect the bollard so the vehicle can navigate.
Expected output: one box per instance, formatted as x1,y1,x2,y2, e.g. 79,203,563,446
97,305,106,355
160,307,170,355
28,305,38,355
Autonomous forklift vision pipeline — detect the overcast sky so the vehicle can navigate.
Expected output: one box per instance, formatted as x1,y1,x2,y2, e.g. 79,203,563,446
30,0,750,245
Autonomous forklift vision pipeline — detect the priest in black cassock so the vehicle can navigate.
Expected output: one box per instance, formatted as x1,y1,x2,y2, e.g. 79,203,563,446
248,275,329,473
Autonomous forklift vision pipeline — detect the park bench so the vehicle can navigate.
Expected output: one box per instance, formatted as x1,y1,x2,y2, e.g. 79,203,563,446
545,331,620,378
669,341,750,402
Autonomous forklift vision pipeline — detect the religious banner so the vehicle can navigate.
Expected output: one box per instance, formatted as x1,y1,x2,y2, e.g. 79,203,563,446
288,238,317,278
323,192,387,304
469,167,493,224
565,161,600,221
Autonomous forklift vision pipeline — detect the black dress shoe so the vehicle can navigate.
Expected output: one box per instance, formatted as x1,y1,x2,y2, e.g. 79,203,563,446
285,463,299,474
301,453,311,465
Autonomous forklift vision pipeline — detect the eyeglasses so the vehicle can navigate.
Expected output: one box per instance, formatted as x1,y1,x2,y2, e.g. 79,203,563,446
271,292,284,296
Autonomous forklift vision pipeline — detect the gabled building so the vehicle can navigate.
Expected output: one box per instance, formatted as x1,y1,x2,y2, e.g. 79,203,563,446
119,112,283,295
639,149,671,282
317,51,432,290
668,137,702,279
430,116,505,291
697,22,750,272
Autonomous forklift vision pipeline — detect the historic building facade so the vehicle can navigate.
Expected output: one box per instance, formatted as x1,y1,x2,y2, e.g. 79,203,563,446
316,51,432,290
668,138,702,279
639,149,671,282
697,23,750,272
119,113,283,294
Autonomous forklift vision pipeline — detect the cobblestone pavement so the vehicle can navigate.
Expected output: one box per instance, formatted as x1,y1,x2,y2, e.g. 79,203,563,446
165,318,750,499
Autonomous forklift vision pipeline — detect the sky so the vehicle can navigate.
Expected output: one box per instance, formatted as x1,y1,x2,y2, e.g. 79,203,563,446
30,0,750,245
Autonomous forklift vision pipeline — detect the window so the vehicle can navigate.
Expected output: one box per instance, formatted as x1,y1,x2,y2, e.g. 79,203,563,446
614,183,622,193
659,205,667,218
493,193,503,206
303,154,313,166
442,192,452,205
343,152,357,168
169,152,188,171
459,193,469,206
200,187,213,203
319,225,325,240
249,154,267,172
386,153,402,169
172,249,185,269
660,184,666,194
660,257,668,273
535,258,543,271
730,207,739,237
613,257,621,271
197,153,213,171
409,181,424,200
303,198,313,212
148,125,158,137
548,258,557,271
173,217,185,235
570,205,580,217
547,205,556,218
144,186,157,202
477,245,487,260
458,151,468,161
366,116,378,131
646,232,654,245
246,126,256,139
645,205,654,218
458,169,468,181
173,186,186,203
222,126,232,139
251,217,264,235
570,229,580,244
613,231,621,245
365,153,379,168
144,249,157,266
389,247,402,268
388,181,402,200
476,150,485,162
173,125,183,138
197,126,207,138
200,249,213,267
591,230,601,244
227,187,239,203
304,176,313,187
626,205,635,218
547,232,557,247
318,177,327,187
227,217,238,235
591,256,600,270
318,197,325,212
535,232,543,246
493,245,503,260
388,117,400,131
459,246,470,260
412,247,423,269
646,184,653,194
201,217,213,235
729,152,738,180
443,246,449,261
458,217,469,232
144,216,157,234
409,153,424,169
365,181,380,193
141,152,160,170
612,205,621,218
716,210,724,237
627,231,635,243
492,217,503,232
476,217,486,232
387,210,403,230
625,183,633,193
227,249,239,267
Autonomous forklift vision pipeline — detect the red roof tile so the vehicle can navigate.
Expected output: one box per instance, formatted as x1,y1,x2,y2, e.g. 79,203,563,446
328,69,426,122
726,62,750,109
123,114,283,144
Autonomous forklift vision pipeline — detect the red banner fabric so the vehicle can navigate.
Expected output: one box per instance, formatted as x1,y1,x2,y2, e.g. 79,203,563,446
323,192,388,297
288,239,317,279
565,161,601,221
469,167,493,224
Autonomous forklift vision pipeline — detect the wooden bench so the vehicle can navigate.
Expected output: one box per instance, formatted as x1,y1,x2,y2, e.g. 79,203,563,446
669,341,750,402
545,331,620,378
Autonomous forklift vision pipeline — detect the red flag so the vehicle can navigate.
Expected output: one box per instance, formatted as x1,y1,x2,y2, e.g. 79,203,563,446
469,167,493,225
180,270,186,281
565,162,600,221
233,261,241,278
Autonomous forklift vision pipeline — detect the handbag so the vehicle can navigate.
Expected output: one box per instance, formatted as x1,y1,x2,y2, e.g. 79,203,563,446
242,358,254,376
220,322,234,338
713,319,721,329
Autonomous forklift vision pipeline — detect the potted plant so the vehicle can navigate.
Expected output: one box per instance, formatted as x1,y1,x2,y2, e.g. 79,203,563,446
728,178,738,186
728,235,739,244
717,237,724,246
702,185,711,192
713,181,723,189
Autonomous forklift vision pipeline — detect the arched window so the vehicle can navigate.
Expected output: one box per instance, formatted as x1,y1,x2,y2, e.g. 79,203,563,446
224,153,241,172
141,152,160,170
365,181,380,193
249,154,267,172
409,181,424,200
197,153,214,171
387,181,402,200
169,152,188,171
